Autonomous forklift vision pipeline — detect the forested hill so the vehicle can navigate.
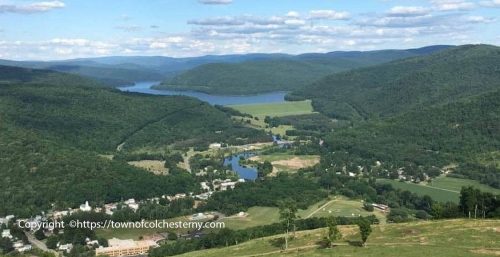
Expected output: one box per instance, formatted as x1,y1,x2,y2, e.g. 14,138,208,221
290,44,500,120
156,46,451,95
322,89,500,188
0,65,104,87
0,66,268,216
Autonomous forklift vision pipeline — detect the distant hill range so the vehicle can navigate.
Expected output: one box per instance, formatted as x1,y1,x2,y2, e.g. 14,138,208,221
290,44,500,120
0,45,451,90
155,45,452,94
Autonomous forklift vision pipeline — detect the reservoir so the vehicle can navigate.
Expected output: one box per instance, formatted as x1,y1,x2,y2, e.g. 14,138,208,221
119,81,286,106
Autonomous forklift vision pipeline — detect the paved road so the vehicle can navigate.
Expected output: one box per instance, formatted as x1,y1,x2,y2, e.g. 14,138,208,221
25,232,59,256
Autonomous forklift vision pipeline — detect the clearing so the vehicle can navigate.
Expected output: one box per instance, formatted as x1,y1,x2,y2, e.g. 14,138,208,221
250,154,320,174
127,160,168,175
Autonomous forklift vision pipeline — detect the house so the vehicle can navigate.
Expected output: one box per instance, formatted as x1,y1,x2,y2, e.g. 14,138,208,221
95,238,157,257
2,229,12,239
58,243,73,253
190,213,206,221
124,199,139,211
17,244,32,252
200,182,211,191
209,143,222,149
372,203,390,212
80,201,92,212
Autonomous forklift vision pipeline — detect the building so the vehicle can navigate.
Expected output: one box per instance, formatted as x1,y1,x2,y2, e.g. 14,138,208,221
80,201,92,212
95,238,157,257
2,229,12,239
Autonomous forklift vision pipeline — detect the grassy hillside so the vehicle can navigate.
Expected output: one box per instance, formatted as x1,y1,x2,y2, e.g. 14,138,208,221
291,44,500,120
177,219,500,257
0,66,269,216
157,46,451,94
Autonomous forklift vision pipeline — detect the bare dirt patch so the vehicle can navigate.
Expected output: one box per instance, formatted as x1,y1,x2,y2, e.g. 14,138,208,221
128,160,168,175
271,156,320,170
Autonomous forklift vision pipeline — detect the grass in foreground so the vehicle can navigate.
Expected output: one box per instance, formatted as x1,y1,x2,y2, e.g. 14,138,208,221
178,219,500,257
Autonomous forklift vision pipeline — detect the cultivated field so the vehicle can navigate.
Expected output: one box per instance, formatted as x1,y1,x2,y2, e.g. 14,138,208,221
178,219,500,257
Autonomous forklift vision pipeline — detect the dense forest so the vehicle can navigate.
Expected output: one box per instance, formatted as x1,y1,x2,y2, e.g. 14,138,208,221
290,45,500,120
0,66,269,216
156,46,450,94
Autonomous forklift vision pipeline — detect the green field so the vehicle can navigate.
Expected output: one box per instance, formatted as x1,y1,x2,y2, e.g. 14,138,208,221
222,197,380,230
378,177,500,203
178,219,500,257
229,100,314,117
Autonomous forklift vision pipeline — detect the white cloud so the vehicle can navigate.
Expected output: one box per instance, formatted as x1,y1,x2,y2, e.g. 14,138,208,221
388,6,431,17
480,0,500,7
198,0,232,5
308,10,350,20
465,15,496,23
0,1,65,14
430,0,476,11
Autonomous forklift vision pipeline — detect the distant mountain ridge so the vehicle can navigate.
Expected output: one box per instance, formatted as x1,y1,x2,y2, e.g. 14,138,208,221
0,45,452,90
156,45,453,94
290,44,500,120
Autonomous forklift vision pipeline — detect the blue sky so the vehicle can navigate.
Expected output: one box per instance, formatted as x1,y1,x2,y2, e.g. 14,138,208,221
0,0,499,60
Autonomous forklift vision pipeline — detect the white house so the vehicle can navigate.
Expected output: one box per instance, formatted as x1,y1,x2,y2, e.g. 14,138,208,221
80,201,92,212
2,229,12,239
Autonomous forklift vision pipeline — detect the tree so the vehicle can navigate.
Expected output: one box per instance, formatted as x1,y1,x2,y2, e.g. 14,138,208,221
324,216,342,248
46,235,59,249
358,218,372,247
34,229,46,240
279,199,298,250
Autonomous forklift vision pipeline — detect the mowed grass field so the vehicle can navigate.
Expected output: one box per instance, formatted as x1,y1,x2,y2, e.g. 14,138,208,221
229,100,314,135
178,219,500,257
222,197,379,230
377,177,500,203
229,100,314,117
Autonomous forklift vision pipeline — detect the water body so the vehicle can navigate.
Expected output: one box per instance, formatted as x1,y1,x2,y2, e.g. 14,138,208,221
118,81,286,106
223,153,258,180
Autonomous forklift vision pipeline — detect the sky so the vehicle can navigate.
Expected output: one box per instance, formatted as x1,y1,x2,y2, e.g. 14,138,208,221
0,0,499,60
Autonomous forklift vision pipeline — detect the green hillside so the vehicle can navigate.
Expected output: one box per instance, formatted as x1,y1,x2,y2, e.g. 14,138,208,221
176,219,500,257
291,44,500,120
156,46,451,94
0,66,268,216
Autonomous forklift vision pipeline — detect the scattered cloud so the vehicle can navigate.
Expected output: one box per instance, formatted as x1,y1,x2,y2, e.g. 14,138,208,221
0,1,65,14
465,15,496,23
115,25,143,32
387,6,431,17
198,0,232,5
480,0,500,7
429,0,476,11
308,10,351,20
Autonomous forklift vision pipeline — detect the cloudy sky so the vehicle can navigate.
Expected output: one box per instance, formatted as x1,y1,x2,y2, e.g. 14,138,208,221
0,0,499,60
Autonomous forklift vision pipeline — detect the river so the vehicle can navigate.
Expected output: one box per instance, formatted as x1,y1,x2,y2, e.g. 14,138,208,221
118,81,287,106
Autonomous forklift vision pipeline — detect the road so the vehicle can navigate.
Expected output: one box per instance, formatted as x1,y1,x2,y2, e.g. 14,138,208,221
25,232,59,256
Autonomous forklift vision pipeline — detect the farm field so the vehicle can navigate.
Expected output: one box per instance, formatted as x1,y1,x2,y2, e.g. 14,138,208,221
229,100,314,136
229,100,314,117
178,219,500,257
428,176,500,195
378,177,500,203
